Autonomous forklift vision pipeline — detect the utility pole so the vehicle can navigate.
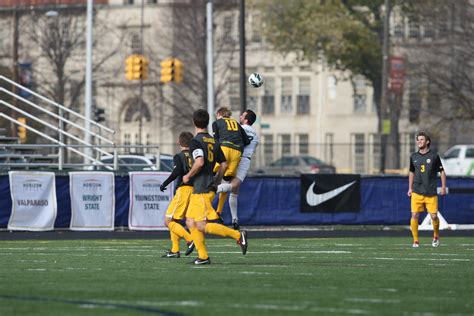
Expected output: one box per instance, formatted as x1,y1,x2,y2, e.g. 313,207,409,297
84,0,94,164
11,7,19,135
380,0,391,174
138,0,145,152
239,0,246,114
206,1,214,131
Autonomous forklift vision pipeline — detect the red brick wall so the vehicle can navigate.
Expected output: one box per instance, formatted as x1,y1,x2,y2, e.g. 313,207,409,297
0,0,108,7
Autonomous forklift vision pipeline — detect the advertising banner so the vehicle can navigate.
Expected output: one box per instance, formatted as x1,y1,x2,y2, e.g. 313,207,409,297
69,172,115,231
8,171,57,231
128,172,173,230
301,174,361,212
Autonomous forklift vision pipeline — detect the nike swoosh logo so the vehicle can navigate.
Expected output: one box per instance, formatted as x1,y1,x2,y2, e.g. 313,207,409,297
306,181,357,206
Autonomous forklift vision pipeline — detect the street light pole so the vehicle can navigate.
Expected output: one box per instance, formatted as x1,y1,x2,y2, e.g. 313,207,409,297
84,0,94,164
239,0,246,114
380,0,391,174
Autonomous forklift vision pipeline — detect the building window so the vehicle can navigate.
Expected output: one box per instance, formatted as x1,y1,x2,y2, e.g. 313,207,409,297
408,18,420,38
327,75,337,100
370,133,381,173
262,77,275,115
250,13,261,43
438,18,449,37
297,77,310,114
394,24,404,38
223,15,234,43
280,134,291,156
263,134,274,165
353,75,367,113
298,134,309,155
247,96,258,112
352,133,365,174
423,23,434,39
280,77,293,114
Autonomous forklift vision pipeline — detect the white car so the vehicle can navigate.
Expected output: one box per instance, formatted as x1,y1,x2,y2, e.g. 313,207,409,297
441,145,474,176
88,154,173,172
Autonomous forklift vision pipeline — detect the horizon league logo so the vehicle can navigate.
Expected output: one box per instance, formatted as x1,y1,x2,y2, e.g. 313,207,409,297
83,179,102,191
301,174,361,213
22,179,43,191
142,180,162,191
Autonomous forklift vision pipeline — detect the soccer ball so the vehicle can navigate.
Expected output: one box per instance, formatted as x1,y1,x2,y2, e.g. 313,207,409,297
248,73,264,88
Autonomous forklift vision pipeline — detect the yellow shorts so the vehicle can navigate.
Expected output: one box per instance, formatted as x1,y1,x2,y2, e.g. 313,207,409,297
411,192,438,213
165,185,193,220
213,147,242,178
186,192,219,222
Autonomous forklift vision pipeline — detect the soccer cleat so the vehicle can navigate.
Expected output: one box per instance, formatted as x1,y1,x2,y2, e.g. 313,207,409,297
412,241,419,248
190,257,211,265
232,220,240,231
217,215,224,225
237,231,248,255
185,241,195,256
162,250,180,258
432,237,440,248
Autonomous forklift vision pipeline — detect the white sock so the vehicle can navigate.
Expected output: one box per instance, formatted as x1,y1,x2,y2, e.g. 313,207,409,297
229,193,238,223
217,183,232,193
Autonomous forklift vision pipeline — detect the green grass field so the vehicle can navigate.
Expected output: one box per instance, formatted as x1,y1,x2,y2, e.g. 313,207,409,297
0,236,473,315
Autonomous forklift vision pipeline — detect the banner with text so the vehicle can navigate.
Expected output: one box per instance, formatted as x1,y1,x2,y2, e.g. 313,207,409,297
128,172,173,230
69,172,115,231
8,171,57,231
301,174,361,212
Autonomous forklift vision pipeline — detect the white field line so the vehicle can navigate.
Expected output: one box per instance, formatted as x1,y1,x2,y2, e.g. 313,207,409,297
345,298,401,304
373,257,470,262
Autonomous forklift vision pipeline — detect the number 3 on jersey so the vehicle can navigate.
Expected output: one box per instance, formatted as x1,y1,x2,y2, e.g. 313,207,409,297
421,164,425,173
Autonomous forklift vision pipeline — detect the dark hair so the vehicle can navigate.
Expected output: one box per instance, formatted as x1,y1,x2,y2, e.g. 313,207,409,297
416,131,431,148
193,109,209,129
244,109,257,125
216,106,231,118
178,131,194,147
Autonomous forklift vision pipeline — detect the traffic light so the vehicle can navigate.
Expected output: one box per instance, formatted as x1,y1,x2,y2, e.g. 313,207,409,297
160,58,174,83
125,55,148,81
17,117,27,143
94,108,105,122
160,58,183,84
174,58,183,83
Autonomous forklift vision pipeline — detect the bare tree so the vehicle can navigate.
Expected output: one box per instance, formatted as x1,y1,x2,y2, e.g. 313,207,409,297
151,0,239,131
406,0,474,144
21,6,124,131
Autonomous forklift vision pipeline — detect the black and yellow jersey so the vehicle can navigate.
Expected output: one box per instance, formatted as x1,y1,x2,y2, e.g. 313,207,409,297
189,132,217,194
212,118,249,152
409,150,444,196
160,150,193,190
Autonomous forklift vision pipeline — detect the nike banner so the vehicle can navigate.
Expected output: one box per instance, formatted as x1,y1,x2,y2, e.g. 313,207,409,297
301,174,361,212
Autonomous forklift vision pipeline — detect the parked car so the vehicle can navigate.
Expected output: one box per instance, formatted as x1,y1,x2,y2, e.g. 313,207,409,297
441,145,474,176
88,154,174,172
255,155,336,176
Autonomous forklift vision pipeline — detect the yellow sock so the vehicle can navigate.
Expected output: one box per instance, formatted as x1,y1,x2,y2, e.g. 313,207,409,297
170,231,180,253
190,227,208,259
168,221,192,243
432,217,440,238
205,222,240,240
217,192,228,214
410,218,419,243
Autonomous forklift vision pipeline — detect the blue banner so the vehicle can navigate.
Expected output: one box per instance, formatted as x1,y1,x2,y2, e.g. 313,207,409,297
1,174,473,228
